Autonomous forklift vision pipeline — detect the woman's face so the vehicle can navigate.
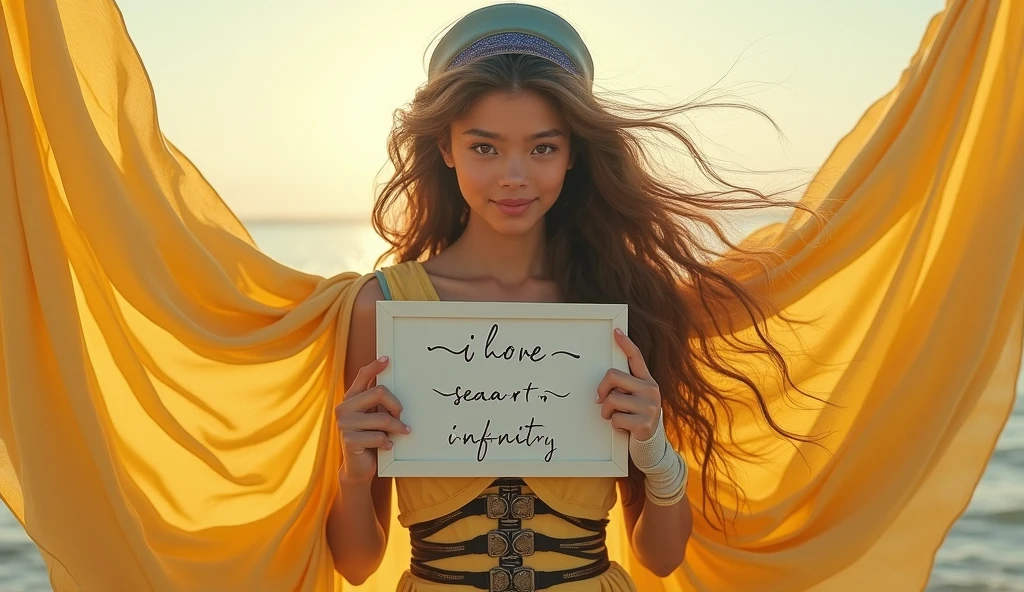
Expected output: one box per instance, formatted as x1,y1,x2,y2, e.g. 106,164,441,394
441,89,574,236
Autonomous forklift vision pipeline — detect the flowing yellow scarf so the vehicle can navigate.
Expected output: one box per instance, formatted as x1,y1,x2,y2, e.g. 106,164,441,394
0,1,1021,590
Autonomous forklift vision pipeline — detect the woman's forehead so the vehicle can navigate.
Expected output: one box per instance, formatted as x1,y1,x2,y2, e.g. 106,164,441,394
454,91,567,134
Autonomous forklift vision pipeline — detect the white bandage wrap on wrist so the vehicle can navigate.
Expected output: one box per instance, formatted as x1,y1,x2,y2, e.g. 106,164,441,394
628,410,689,506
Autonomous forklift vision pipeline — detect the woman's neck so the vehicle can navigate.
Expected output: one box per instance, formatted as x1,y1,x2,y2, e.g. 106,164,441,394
441,213,549,285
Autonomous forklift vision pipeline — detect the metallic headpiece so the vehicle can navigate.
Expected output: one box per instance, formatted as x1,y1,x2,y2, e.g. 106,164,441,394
427,4,595,88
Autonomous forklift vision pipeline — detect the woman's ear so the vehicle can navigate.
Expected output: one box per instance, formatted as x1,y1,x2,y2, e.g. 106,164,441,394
437,135,455,168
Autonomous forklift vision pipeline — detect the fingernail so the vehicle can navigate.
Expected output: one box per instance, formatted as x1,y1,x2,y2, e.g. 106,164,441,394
403,424,411,433
378,356,388,362
614,328,624,335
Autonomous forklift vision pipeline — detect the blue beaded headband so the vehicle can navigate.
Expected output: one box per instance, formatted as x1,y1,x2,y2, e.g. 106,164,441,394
445,32,581,77
428,4,595,87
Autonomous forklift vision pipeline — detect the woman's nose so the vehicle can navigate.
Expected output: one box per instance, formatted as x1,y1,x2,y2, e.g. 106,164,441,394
499,159,528,188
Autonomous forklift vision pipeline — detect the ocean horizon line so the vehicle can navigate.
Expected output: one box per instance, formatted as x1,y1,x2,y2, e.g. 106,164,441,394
240,215,368,224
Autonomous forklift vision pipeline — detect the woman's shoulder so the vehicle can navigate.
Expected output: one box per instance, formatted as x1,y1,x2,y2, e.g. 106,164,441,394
344,275,387,380
378,260,441,301
352,272,386,317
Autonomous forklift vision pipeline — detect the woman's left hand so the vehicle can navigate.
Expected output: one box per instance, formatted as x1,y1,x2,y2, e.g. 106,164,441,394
597,328,662,441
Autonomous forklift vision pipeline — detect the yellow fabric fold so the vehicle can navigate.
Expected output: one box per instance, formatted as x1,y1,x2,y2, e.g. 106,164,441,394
0,0,1020,591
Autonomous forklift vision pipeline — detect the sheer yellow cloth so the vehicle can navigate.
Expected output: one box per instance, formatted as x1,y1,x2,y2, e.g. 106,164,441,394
0,0,1021,591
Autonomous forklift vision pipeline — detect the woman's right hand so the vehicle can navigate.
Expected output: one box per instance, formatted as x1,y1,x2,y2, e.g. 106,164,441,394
335,356,411,485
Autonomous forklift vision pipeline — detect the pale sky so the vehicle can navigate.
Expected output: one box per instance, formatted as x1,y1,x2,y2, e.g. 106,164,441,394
114,0,945,221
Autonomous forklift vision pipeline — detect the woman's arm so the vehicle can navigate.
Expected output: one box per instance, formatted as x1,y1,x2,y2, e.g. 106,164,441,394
325,278,397,584
600,328,693,576
619,479,693,577
327,473,392,584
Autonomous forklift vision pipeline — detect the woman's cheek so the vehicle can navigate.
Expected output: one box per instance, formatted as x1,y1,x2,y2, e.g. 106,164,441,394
538,163,570,193
453,162,489,197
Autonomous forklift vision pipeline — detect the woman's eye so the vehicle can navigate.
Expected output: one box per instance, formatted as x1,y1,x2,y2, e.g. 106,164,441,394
470,144,558,156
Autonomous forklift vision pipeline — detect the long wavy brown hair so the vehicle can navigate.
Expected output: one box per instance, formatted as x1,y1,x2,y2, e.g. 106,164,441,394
372,53,825,529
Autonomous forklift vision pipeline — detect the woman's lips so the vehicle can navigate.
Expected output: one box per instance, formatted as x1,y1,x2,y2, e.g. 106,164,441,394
492,198,536,216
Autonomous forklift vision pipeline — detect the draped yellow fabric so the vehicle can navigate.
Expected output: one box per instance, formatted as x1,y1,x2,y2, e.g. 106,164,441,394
0,0,1020,591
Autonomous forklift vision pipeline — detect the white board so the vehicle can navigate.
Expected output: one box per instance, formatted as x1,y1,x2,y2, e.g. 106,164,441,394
375,301,629,477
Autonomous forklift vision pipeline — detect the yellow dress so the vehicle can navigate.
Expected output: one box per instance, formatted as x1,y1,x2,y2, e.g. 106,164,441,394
377,262,637,591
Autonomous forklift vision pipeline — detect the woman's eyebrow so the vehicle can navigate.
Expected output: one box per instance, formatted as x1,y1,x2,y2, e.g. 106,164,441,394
461,128,564,140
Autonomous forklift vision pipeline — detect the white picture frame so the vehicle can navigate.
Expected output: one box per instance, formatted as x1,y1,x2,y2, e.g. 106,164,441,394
376,301,630,478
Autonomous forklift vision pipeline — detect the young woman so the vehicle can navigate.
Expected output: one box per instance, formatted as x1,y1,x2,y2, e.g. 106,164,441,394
328,4,807,589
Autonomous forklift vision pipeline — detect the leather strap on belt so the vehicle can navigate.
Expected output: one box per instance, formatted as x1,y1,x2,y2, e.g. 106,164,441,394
412,528,606,562
409,482,609,540
410,558,611,591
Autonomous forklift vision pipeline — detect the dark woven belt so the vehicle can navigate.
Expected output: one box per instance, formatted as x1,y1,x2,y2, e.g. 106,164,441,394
408,478,610,591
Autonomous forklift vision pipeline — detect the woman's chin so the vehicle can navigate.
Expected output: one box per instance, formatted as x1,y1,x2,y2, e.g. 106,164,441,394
486,215,545,236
